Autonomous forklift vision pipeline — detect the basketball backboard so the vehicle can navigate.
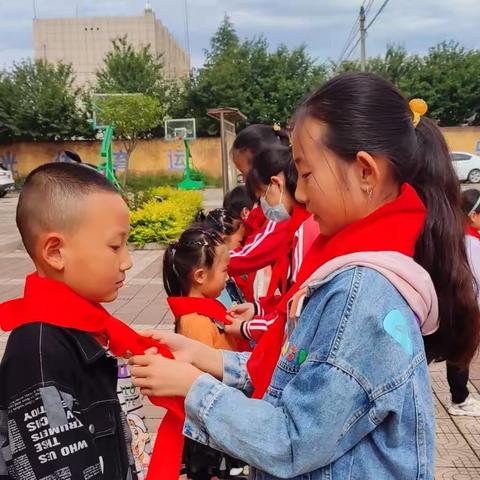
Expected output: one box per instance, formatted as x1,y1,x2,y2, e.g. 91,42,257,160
165,118,196,141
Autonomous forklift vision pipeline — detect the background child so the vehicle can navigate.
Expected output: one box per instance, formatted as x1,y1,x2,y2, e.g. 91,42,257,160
192,209,247,308
223,185,254,230
0,163,138,479
445,189,480,416
163,226,244,479
228,126,292,281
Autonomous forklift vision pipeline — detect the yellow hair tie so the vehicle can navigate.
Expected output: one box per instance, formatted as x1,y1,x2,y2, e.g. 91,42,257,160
272,122,282,132
409,98,428,128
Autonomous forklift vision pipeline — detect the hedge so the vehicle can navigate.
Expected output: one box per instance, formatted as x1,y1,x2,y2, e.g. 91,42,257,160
128,186,203,246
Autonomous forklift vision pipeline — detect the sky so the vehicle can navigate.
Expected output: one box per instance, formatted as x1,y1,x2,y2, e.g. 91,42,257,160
1,0,479,70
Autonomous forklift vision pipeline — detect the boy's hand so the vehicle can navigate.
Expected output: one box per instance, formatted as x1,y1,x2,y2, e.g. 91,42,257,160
226,303,255,323
130,355,202,397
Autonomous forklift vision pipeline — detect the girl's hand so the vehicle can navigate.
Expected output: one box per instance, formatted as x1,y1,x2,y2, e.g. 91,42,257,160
140,329,224,380
224,316,244,338
130,355,202,397
226,302,255,323
140,329,197,364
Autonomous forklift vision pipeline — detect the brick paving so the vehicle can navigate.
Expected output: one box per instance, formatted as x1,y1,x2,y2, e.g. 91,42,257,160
2,193,480,478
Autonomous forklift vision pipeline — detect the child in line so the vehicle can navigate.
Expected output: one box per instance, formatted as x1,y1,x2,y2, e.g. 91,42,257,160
223,185,254,224
162,227,245,479
131,73,480,479
228,125,292,278
222,188,257,303
0,163,138,478
445,189,480,416
245,146,320,310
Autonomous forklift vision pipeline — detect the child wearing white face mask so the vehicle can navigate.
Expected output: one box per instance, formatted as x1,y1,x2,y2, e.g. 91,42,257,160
243,147,320,316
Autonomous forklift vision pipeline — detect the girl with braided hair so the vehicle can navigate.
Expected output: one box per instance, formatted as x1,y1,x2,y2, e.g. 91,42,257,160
163,226,246,479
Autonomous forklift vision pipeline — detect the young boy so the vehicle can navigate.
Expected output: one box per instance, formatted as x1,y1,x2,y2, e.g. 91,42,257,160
0,163,137,479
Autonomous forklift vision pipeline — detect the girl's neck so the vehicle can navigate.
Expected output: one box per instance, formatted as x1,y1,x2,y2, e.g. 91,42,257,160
187,287,207,299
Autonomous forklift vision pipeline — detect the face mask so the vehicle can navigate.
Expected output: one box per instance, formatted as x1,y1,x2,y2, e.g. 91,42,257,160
260,184,291,222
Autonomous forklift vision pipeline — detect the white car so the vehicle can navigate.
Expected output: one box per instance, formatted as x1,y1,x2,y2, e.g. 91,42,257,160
451,151,480,184
0,163,14,198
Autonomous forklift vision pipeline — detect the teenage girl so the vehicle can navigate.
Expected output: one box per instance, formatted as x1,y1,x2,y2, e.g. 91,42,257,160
228,125,292,279
132,73,480,479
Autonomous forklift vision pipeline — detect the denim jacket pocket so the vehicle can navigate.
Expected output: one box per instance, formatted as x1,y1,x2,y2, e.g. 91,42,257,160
266,358,301,405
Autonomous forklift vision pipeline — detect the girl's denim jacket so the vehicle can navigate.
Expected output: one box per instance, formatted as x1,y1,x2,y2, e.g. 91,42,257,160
184,263,436,480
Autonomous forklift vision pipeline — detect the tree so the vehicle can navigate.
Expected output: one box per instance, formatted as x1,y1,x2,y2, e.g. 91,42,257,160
96,36,182,119
183,18,326,135
0,60,93,142
402,42,480,126
97,94,163,183
205,14,239,63
334,42,480,126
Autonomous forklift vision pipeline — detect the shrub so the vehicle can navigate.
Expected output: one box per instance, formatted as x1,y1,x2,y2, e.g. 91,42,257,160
125,172,222,192
129,186,203,245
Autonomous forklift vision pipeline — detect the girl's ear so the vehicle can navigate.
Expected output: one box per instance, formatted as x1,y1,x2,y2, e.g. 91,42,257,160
354,150,381,192
192,267,207,286
240,207,250,220
270,174,285,191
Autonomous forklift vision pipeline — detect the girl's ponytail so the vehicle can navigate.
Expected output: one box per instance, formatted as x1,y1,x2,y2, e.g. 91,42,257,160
295,72,480,368
411,117,480,366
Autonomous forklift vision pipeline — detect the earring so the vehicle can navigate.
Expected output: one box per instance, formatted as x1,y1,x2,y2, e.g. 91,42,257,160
362,186,373,200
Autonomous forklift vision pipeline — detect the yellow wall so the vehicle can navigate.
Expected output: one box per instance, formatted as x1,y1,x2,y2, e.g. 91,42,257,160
442,127,480,154
0,137,222,179
2,127,480,180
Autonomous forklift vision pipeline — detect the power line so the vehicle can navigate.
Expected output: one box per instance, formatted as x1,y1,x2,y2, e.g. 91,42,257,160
336,0,373,66
344,37,361,62
366,0,390,30
336,17,360,65
364,0,375,16
338,0,390,67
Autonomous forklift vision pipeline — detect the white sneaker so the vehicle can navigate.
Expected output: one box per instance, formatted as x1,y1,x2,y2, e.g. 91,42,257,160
448,395,480,416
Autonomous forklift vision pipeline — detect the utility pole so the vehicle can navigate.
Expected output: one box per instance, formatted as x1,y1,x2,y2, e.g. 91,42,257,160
359,5,366,71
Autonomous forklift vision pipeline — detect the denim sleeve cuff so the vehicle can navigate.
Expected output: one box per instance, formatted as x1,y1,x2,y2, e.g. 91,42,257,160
221,350,252,393
183,373,227,445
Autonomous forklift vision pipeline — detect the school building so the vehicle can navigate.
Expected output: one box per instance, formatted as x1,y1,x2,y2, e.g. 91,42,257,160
33,6,190,87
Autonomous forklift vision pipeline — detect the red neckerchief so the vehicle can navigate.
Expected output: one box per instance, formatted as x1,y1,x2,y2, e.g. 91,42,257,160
167,297,231,325
247,184,427,398
233,273,255,303
466,225,480,241
0,273,183,480
243,205,267,237
167,296,253,351
262,204,311,312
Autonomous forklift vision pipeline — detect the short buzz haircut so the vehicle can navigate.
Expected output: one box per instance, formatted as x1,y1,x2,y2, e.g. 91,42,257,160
16,162,119,257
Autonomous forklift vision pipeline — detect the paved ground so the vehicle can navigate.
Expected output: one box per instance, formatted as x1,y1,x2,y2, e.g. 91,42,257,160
2,191,480,478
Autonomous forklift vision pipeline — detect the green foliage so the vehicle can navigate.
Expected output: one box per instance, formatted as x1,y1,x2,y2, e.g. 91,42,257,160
96,36,185,124
129,187,203,245
124,173,221,206
182,16,327,135
0,60,93,142
334,42,480,126
97,94,163,183
402,42,480,126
